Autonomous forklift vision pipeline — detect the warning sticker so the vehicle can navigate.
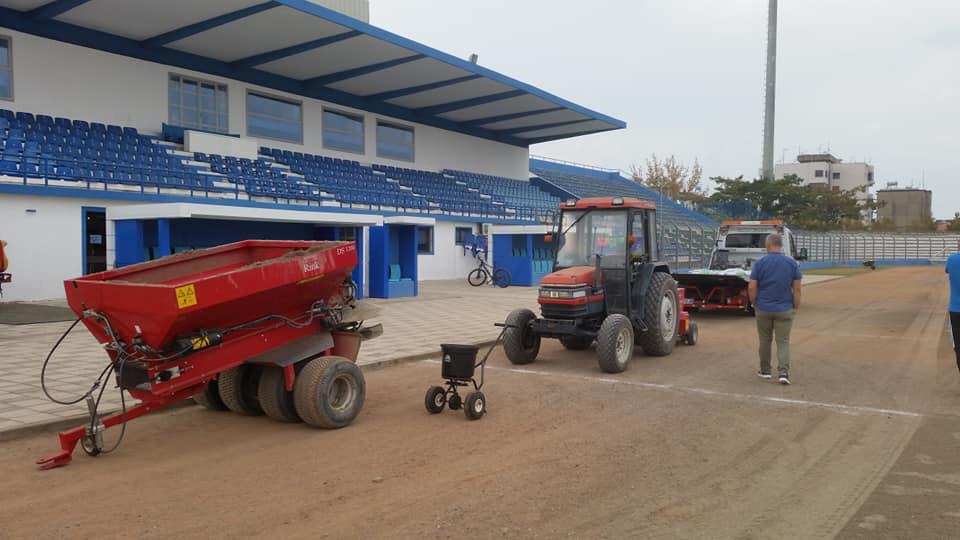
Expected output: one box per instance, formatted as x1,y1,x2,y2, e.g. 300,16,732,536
176,284,197,309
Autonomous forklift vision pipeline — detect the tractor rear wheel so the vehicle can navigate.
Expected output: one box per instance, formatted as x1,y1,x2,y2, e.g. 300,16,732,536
192,379,228,411
504,308,540,365
638,272,679,357
596,314,634,373
560,336,593,350
258,366,301,423
218,365,264,416
294,356,365,429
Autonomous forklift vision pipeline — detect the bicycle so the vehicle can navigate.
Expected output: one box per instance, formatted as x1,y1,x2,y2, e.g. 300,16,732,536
467,257,511,288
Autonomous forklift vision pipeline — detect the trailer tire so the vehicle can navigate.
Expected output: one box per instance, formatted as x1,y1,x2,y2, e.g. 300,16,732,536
560,336,593,350
503,308,540,365
685,322,699,346
192,379,229,411
258,366,301,423
218,365,264,416
295,356,365,429
638,272,679,357
597,314,634,373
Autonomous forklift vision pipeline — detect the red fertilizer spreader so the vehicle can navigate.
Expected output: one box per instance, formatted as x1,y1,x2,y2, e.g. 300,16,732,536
38,240,377,469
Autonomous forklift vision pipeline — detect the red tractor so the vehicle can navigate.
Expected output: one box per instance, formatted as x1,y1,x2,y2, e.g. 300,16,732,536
503,197,697,373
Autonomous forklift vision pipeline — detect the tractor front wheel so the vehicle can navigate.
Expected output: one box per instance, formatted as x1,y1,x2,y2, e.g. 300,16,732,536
638,272,679,357
504,308,540,365
596,314,634,373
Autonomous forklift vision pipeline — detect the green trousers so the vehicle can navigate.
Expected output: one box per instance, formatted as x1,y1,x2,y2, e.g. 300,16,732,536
756,309,795,374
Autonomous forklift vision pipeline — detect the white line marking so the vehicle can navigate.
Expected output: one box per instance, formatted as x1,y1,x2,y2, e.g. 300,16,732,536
422,360,922,418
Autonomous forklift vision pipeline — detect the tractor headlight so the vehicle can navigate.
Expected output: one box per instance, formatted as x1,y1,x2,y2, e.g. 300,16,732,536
539,286,590,299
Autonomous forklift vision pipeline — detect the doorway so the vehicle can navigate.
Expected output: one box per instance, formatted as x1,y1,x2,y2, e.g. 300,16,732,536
83,207,106,275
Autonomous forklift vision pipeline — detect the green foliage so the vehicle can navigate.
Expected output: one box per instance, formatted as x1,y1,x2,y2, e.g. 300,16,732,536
947,213,960,232
706,174,870,231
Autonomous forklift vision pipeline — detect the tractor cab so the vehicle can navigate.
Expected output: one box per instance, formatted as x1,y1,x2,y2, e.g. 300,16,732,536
503,197,696,374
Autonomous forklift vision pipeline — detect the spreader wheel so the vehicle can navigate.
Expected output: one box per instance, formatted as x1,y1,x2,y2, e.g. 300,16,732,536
218,365,264,416
425,386,446,414
192,379,229,411
258,366,301,423
294,356,366,429
464,391,486,420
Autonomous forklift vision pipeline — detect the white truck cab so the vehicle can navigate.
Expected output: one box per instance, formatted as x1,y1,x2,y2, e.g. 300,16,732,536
714,220,805,269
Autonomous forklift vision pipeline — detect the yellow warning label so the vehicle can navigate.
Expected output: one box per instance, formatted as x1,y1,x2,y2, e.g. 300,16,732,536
175,284,197,309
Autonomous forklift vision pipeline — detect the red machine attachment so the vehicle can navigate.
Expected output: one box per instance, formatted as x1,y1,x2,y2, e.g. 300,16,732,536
37,240,377,469
0,239,10,297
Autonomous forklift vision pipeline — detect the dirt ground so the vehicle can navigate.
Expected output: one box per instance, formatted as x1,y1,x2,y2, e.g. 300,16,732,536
1,266,958,539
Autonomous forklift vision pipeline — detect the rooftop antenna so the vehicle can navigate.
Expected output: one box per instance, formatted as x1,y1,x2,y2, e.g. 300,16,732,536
468,53,479,64
760,0,778,180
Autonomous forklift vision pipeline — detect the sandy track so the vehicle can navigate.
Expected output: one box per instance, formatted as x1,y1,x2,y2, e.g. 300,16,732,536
1,267,957,539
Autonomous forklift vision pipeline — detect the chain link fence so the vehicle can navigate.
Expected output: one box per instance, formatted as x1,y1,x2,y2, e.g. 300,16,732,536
794,232,959,264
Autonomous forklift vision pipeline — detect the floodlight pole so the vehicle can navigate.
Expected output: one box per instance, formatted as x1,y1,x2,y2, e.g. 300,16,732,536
761,0,778,180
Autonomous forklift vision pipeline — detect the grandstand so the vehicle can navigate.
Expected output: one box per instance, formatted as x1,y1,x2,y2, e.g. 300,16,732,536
529,158,718,268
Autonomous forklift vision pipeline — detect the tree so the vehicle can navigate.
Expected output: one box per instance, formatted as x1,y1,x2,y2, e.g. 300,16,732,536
630,154,705,203
706,174,870,231
947,213,960,232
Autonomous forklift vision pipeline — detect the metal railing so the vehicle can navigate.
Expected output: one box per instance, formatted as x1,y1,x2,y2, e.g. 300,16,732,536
658,220,717,270
794,232,959,263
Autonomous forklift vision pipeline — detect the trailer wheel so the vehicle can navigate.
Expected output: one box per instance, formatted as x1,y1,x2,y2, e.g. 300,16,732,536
192,379,229,411
425,386,446,414
464,391,486,420
504,308,540,365
295,356,365,429
638,272,679,357
258,367,301,423
685,322,699,346
596,314,634,373
560,336,593,350
218,365,264,416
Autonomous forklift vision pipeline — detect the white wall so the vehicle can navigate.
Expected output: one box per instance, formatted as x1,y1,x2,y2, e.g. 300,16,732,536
1,29,530,180
309,0,370,22
417,221,483,281
774,161,874,200
0,194,135,301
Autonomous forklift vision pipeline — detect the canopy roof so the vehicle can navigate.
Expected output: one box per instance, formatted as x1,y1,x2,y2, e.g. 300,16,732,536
0,0,626,146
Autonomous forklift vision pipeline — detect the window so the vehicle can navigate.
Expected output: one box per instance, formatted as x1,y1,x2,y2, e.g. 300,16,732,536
814,169,824,178
323,110,364,154
455,226,473,245
832,172,840,180
247,92,302,143
0,36,13,100
630,211,647,262
417,226,434,254
169,75,227,132
723,233,768,249
377,122,414,161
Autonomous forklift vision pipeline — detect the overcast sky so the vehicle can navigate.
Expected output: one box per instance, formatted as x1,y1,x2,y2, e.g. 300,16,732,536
374,0,959,218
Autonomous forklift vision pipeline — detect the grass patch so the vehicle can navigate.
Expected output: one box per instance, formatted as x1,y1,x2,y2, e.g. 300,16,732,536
803,266,885,277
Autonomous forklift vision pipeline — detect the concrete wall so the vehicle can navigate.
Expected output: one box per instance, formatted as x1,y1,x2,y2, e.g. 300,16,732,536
417,221,482,281
774,161,874,197
0,193,134,302
0,29,529,180
876,190,933,230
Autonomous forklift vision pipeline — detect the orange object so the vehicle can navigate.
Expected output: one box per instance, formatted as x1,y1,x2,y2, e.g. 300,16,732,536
0,240,8,273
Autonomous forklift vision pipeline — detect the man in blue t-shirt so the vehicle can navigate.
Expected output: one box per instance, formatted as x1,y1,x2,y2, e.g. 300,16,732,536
748,233,802,385
945,242,960,373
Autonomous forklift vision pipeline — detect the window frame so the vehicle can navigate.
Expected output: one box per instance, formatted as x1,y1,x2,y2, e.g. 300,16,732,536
376,120,415,162
814,169,824,178
322,108,365,154
246,90,303,144
417,226,434,255
455,226,474,246
0,35,13,102
168,73,229,133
